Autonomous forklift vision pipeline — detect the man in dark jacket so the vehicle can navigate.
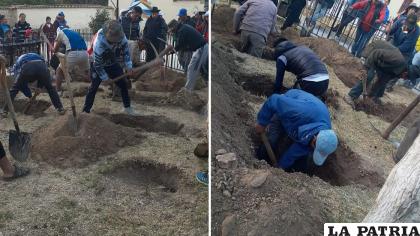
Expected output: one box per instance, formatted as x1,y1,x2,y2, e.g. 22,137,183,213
281,0,306,31
169,20,208,91
13,13,31,43
389,13,420,61
256,89,338,172
344,40,420,106
120,6,143,65
143,7,167,62
273,39,329,97
350,0,386,57
7,53,65,114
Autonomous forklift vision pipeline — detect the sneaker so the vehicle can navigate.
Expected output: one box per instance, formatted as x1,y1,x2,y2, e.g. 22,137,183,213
57,107,66,115
195,171,208,186
122,107,140,116
343,94,356,109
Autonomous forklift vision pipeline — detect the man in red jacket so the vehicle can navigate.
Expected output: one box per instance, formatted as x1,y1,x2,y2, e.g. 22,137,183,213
350,0,386,57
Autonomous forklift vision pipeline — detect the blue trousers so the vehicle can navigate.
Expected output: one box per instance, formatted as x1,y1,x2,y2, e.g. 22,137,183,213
351,27,376,58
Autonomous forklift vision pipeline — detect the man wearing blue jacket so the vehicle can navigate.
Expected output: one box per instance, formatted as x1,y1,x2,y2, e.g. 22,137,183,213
273,38,329,97
389,13,420,62
256,89,338,172
82,20,137,115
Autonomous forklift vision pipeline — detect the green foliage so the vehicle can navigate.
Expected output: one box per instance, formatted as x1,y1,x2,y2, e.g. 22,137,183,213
88,8,111,33
0,0,108,6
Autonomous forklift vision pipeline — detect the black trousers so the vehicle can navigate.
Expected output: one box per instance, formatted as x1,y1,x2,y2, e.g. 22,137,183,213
334,9,357,36
0,141,5,159
10,61,63,109
295,79,329,97
83,63,130,113
145,39,164,62
281,0,306,30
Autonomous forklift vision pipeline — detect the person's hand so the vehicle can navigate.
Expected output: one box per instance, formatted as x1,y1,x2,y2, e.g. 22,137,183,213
232,30,239,35
255,123,266,134
126,68,134,77
400,71,409,79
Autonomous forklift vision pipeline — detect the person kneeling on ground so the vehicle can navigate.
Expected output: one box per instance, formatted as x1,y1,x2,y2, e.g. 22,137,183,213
168,19,208,92
256,89,338,172
53,27,90,91
272,38,329,97
82,20,138,115
0,141,29,180
232,0,277,58
7,53,65,115
344,40,420,106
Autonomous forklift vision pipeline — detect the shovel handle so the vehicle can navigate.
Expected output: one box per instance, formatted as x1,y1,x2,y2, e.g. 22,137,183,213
56,53,77,119
261,132,277,166
0,59,21,134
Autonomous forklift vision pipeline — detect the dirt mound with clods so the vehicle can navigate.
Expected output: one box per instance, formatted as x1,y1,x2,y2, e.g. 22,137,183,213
162,89,207,113
31,113,143,168
135,69,186,92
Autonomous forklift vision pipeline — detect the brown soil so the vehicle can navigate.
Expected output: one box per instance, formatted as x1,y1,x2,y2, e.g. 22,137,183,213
135,69,186,92
354,98,420,127
31,113,144,168
94,112,185,135
163,90,207,113
13,99,51,116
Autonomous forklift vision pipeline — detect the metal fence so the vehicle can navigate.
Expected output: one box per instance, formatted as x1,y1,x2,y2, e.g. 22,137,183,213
292,0,389,50
0,29,183,72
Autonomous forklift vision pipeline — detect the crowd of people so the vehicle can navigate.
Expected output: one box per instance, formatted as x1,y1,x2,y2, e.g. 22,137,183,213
233,0,420,173
0,5,209,183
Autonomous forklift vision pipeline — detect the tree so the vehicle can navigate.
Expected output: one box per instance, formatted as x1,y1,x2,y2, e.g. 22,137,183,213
88,9,111,34
363,135,420,222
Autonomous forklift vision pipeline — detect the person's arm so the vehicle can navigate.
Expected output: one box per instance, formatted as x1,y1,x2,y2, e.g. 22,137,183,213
274,55,287,93
279,143,311,170
376,4,386,23
389,19,402,35
233,1,250,33
270,9,278,34
351,0,367,10
122,37,133,70
174,29,185,52
257,94,282,127
53,30,63,52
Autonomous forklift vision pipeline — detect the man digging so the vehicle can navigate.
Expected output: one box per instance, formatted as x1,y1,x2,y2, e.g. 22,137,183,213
168,19,208,92
82,20,138,115
256,89,338,172
5,53,65,115
272,38,329,97
344,40,420,107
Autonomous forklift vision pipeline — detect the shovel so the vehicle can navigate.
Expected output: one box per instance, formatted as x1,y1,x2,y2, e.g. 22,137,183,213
56,53,78,133
362,76,368,102
261,132,278,167
23,89,40,115
0,58,31,161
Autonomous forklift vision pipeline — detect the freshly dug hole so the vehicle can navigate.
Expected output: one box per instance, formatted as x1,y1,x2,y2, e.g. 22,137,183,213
106,160,181,193
31,113,144,168
94,112,184,135
13,99,51,115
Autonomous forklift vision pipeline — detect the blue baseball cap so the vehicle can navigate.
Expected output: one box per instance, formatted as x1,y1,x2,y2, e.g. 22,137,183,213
313,129,338,166
178,8,187,17
58,11,65,17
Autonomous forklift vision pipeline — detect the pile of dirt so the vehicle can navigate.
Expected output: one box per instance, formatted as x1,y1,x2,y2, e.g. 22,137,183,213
354,98,420,127
163,90,207,113
135,69,186,92
212,6,242,49
31,113,143,168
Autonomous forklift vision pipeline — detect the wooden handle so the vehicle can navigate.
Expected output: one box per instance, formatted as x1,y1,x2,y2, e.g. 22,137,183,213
56,53,77,119
261,132,278,166
382,95,420,139
0,61,20,133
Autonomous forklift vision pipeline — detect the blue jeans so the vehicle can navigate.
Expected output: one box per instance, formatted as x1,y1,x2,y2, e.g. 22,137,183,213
351,27,375,58
309,2,329,26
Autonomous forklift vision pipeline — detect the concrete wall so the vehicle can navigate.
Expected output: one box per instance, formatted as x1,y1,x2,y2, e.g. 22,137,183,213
1,5,113,30
110,0,205,22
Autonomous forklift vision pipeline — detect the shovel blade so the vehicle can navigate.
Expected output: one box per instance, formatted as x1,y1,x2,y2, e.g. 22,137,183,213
9,130,31,162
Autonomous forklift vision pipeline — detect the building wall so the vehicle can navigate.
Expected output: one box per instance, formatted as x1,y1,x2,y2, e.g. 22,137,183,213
2,5,113,30
110,0,205,22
